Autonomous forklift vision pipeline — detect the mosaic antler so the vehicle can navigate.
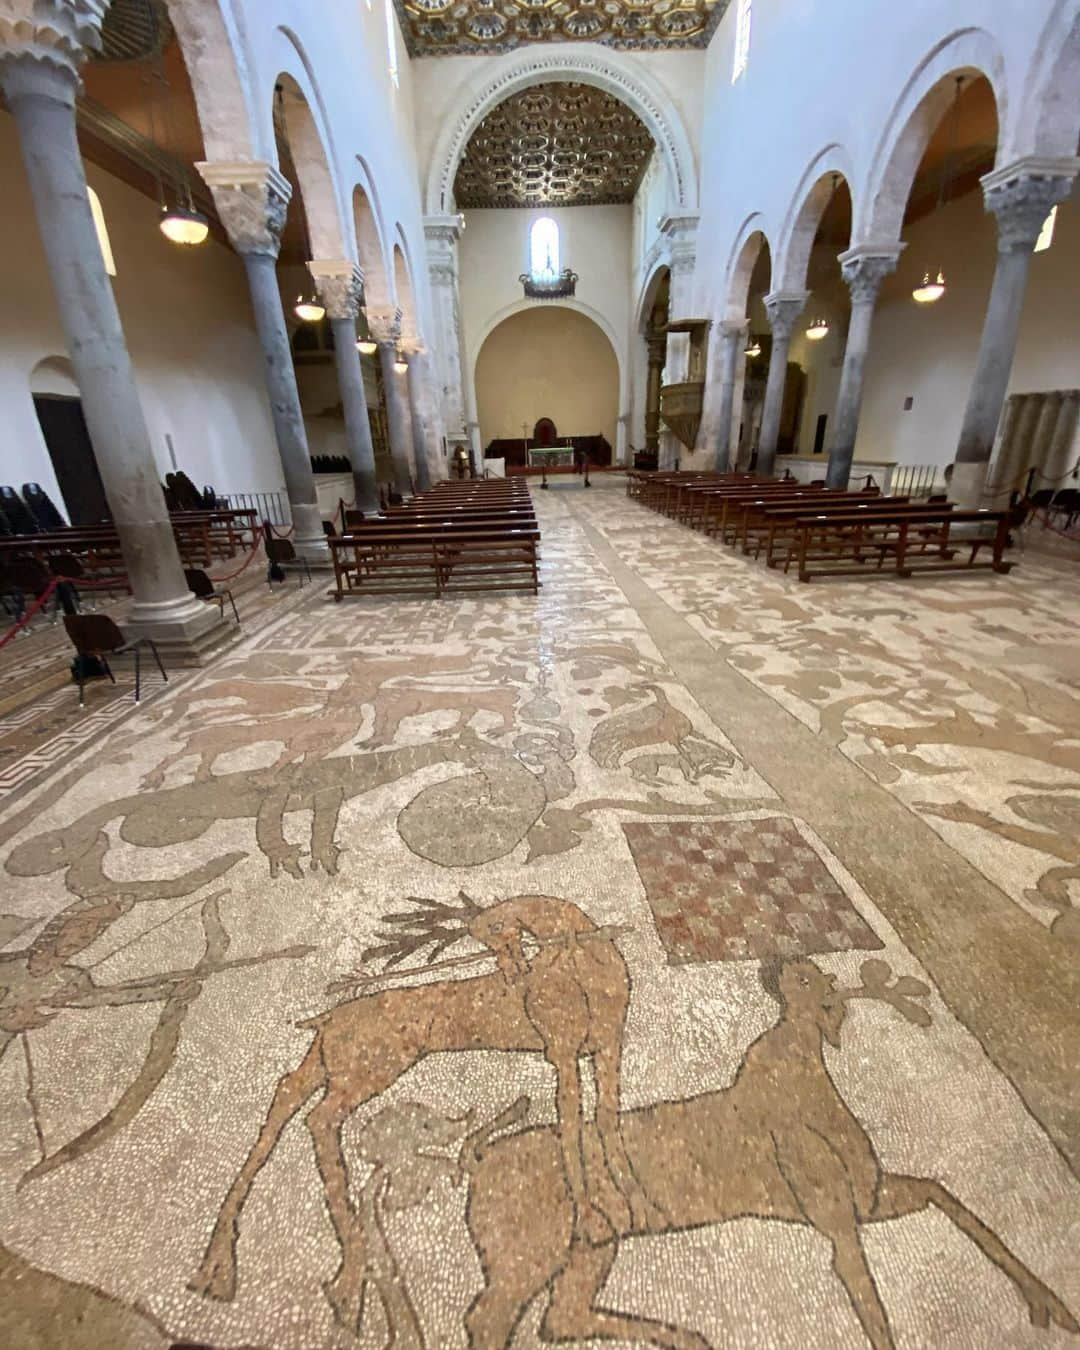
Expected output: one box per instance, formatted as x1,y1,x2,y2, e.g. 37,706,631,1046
361,891,488,969
841,958,932,1026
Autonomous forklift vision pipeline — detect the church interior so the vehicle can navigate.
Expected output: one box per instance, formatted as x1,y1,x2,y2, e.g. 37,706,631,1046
1,2,1079,1346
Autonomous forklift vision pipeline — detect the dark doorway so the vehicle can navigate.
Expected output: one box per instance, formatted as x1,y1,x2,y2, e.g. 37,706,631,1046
533,418,558,447
33,395,110,526
812,412,828,457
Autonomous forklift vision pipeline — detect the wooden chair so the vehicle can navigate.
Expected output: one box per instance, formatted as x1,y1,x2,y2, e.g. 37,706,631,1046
63,613,167,707
185,567,240,624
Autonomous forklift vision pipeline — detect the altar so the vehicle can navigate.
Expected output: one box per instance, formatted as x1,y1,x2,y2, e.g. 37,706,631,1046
527,445,575,468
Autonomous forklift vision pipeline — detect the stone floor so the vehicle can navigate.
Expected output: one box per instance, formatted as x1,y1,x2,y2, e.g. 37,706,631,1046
1,477,1078,1349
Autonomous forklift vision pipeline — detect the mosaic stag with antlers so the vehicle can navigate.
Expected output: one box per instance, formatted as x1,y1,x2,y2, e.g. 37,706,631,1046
191,891,661,1335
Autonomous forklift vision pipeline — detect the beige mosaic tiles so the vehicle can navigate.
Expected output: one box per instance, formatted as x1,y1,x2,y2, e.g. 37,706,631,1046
0,481,1077,1348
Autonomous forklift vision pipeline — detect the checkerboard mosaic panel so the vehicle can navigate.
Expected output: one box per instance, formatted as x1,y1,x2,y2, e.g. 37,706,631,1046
624,817,884,963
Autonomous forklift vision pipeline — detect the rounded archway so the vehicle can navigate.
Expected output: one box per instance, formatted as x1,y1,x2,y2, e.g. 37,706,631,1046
474,307,620,456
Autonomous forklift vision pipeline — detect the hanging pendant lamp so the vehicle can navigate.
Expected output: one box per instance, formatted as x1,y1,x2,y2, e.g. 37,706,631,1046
393,350,409,374
805,317,829,341
146,35,209,248
912,76,964,305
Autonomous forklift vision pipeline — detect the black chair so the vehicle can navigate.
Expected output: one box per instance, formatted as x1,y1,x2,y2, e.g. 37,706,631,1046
0,486,38,534
265,535,311,587
1050,488,1079,529
21,483,66,530
185,567,240,623
1,557,57,624
63,613,167,707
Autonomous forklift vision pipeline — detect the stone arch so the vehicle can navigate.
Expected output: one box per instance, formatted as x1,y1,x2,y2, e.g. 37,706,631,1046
392,233,420,341
1015,1,1080,159
860,28,1007,244
724,216,773,319
775,147,856,292
162,0,262,160
425,48,697,215
29,355,80,399
352,165,393,310
270,29,349,260
635,260,671,334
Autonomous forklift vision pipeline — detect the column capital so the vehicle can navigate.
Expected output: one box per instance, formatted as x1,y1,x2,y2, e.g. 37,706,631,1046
763,290,809,338
718,318,749,339
366,306,403,343
981,155,1080,251
0,0,105,92
423,212,465,244
838,244,904,305
646,333,667,366
308,260,363,320
196,161,291,257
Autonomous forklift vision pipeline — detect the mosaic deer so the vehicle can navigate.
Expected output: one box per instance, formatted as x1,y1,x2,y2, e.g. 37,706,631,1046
463,958,1078,1350
190,894,663,1333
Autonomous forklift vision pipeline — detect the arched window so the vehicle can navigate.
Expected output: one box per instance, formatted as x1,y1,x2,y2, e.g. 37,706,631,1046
529,217,559,280
385,0,399,88
87,186,116,276
732,0,751,83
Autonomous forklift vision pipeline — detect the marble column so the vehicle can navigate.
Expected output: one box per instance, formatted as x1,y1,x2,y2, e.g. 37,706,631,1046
308,260,380,516
711,320,747,473
423,214,467,443
0,0,224,656
198,161,327,560
951,157,1078,508
405,344,435,492
644,333,666,458
369,310,415,498
758,291,807,476
825,246,902,488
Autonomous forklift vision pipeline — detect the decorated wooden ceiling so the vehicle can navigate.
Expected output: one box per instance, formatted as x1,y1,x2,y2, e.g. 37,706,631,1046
454,83,654,208
396,0,730,55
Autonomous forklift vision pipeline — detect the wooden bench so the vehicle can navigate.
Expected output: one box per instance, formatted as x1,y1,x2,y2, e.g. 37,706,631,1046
788,506,1011,581
331,521,540,599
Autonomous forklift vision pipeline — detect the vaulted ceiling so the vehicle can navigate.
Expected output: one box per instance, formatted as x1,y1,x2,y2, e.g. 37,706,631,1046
454,83,654,208
396,0,730,56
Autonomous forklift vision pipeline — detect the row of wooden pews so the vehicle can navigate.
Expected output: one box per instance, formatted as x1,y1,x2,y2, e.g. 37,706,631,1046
0,508,260,591
330,479,540,600
630,471,1014,582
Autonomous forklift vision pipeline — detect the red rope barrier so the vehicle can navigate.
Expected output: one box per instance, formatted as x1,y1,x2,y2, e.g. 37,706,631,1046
0,578,60,651
212,539,263,583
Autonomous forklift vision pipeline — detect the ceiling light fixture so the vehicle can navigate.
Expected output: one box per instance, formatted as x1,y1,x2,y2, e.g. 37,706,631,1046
745,340,762,358
356,337,378,356
393,351,409,374
912,75,964,306
159,202,209,246
912,271,947,304
805,317,829,341
294,295,326,323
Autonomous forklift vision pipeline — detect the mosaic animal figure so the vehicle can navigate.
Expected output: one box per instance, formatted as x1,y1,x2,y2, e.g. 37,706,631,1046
462,958,1078,1350
589,683,735,785
189,894,661,1334
7,733,545,884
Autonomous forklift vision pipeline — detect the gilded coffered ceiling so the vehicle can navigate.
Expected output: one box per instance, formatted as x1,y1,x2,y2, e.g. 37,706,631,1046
454,83,654,208
396,0,730,56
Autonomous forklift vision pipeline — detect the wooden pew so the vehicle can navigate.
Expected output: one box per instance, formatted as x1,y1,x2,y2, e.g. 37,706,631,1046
788,506,1011,581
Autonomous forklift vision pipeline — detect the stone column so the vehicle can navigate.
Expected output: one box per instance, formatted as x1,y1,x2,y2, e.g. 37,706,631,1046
644,333,666,457
951,157,1078,507
308,260,379,516
758,291,808,476
711,320,748,472
197,161,327,560
369,309,414,498
404,343,435,492
423,214,467,442
825,246,902,488
0,0,224,657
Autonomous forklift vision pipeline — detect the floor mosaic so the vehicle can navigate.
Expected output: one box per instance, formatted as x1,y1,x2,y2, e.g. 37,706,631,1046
0,480,1076,1349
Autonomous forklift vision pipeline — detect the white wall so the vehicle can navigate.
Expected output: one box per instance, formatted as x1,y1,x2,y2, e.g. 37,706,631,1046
458,205,633,444
0,114,282,513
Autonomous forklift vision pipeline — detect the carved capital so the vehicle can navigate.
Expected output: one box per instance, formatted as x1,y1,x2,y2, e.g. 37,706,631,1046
308,261,363,321
423,213,464,246
839,244,904,306
719,318,749,340
763,290,808,340
0,0,105,91
366,306,403,343
196,161,291,258
981,156,1079,252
